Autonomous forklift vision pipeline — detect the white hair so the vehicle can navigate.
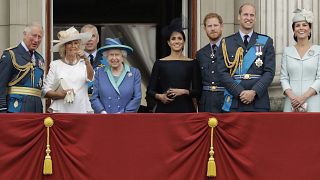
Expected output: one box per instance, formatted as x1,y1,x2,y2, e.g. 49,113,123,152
23,22,43,34
103,49,128,59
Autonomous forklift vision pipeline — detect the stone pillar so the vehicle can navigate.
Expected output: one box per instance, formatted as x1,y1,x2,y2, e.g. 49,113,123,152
198,0,235,48
9,0,43,49
0,0,10,53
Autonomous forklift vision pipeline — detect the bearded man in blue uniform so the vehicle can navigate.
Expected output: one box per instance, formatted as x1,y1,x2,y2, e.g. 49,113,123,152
217,3,275,112
0,22,45,113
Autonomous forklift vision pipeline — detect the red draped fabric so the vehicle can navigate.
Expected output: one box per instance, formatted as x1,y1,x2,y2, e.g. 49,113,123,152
1,112,320,180
0,113,211,180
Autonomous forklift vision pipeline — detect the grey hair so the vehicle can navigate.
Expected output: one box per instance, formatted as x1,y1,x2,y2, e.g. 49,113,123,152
103,49,128,60
23,22,43,34
80,24,99,38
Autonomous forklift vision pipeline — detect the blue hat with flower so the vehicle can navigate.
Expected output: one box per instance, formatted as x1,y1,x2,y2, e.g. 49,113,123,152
98,38,133,54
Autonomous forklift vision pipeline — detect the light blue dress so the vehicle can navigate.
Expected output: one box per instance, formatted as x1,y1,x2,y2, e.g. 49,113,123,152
280,45,320,112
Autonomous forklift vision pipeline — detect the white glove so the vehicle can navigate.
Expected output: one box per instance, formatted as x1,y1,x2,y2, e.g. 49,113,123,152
100,110,107,114
64,90,75,104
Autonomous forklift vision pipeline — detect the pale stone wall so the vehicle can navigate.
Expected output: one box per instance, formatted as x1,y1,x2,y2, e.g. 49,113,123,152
0,0,43,53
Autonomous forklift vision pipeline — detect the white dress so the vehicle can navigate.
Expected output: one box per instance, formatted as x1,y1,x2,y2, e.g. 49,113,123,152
280,45,320,112
43,59,94,113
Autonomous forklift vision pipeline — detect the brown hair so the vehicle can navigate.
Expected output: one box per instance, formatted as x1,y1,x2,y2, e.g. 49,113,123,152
203,13,223,26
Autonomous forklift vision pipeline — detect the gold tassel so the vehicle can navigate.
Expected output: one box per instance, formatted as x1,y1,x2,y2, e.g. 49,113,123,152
43,117,54,175
207,117,218,177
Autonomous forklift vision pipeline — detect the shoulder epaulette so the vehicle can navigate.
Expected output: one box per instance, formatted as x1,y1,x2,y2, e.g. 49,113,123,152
5,46,17,51
256,33,269,38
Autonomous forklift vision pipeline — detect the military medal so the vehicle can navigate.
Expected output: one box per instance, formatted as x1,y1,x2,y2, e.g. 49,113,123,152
14,100,19,108
255,44,263,56
255,44,263,68
210,53,214,59
31,58,36,66
38,78,43,87
210,44,216,59
255,58,263,68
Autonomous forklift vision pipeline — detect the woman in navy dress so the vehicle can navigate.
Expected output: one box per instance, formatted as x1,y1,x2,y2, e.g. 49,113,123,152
147,19,201,113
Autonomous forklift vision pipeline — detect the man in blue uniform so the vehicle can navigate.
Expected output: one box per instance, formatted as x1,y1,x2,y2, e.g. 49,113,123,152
81,24,105,95
196,13,224,113
0,22,45,113
217,3,275,112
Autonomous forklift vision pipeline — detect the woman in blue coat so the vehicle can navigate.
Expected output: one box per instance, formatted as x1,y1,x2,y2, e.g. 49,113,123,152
90,38,141,113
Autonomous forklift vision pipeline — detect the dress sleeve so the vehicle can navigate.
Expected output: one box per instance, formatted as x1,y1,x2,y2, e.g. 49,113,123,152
125,68,142,112
0,51,13,111
147,60,160,98
280,47,291,93
42,61,58,96
90,69,105,113
310,46,320,93
189,60,202,99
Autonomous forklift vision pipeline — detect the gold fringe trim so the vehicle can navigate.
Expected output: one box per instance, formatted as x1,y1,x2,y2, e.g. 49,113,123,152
207,117,218,177
43,117,54,175
7,50,34,86
222,39,244,76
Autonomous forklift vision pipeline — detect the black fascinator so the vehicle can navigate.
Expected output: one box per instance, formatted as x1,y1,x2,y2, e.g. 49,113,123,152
161,18,186,41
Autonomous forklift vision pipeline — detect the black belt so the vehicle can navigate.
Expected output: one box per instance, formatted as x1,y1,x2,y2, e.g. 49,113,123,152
233,74,261,80
203,86,225,92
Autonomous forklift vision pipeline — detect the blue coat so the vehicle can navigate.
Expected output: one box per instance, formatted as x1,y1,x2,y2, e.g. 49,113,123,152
87,51,106,95
90,64,142,113
0,43,44,113
217,32,275,111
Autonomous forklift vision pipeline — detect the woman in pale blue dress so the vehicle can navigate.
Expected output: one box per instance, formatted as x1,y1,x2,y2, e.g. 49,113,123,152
280,9,320,112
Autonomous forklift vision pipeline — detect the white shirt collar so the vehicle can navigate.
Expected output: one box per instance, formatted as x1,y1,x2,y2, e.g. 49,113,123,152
85,50,97,58
239,30,253,42
21,41,30,52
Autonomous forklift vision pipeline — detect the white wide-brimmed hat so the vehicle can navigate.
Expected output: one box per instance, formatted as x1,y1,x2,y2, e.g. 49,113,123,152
292,9,314,23
52,27,92,52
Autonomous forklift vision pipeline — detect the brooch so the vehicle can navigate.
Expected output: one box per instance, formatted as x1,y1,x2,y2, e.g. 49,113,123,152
308,50,314,56
128,72,133,77
255,58,263,68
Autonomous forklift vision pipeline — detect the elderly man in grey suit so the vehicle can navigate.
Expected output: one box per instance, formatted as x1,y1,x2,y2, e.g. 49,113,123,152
196,13,224,113
217,3,275,112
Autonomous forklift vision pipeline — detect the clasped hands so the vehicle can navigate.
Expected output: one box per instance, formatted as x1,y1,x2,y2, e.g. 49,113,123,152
239,90,256,104
157,88,188,104
289,95,307,112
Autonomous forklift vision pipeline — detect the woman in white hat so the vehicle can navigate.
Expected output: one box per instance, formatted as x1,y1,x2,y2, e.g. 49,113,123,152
90,38,141,114
280,9,320,112
43,27,94,113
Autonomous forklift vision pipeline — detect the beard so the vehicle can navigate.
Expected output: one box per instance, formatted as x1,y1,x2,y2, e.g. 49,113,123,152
208,32,222,42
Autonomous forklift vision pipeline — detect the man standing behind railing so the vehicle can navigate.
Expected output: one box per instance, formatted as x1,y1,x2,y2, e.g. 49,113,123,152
197,13,225,113
217,3,275,112
80,24,105,95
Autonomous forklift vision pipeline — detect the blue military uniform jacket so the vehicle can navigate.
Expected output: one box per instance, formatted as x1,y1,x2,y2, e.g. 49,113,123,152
216,32,275,111
196,43,224,113
0,43,45,112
